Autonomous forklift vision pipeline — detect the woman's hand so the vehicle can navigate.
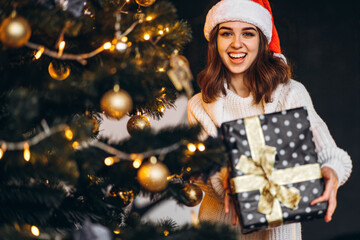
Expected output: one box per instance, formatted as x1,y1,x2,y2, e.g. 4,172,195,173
310,166,339,222
223,169,238,226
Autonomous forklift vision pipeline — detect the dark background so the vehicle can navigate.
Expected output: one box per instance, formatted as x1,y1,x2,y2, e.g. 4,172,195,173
171,0,360,239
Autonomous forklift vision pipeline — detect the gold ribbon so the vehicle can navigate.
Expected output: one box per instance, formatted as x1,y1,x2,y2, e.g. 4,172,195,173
229,116,322,228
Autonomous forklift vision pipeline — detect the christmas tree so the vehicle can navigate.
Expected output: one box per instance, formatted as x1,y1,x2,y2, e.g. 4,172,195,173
0,0,236,239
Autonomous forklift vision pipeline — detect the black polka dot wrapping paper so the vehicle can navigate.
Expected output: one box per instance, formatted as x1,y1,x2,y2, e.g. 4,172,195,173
220,107,328,234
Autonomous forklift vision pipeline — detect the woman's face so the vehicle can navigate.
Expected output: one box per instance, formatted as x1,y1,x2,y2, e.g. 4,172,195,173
217,21,260,80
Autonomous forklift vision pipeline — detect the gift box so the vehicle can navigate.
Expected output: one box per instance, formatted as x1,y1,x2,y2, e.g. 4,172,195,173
221,107,328,234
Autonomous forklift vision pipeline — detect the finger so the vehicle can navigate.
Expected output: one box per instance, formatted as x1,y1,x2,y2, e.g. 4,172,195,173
311,180,333,205
231,200,238,226
325,191,337,222
224,192,230,214
223,172,229,190
310,190,330,206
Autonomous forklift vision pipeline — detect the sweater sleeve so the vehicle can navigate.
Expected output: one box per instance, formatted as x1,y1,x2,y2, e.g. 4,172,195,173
187,94,226,203
280,81,352,187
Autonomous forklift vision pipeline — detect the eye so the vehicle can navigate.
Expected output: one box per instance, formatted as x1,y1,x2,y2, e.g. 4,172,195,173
219,31,232,37
243,32,255,37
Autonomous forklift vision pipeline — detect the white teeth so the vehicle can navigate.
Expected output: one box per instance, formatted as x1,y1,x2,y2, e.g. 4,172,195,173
229,53,246,59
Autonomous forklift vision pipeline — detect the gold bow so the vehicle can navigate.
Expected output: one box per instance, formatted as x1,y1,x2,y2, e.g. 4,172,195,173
229,116,322,228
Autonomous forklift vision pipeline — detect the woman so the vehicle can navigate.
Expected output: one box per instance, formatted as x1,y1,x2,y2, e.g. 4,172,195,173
187,0,352,239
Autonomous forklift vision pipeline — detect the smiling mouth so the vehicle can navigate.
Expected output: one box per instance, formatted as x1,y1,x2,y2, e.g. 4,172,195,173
228,53,247,59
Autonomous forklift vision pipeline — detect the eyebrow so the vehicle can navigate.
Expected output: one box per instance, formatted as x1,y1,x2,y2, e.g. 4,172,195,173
219,26,257,32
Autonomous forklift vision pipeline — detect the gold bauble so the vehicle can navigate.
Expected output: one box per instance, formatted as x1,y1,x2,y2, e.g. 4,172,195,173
48,62,71,80
135,0,156,7
137,161,169,192
127,115,151,135
181,183,203,207
100,89,133,119
0,16,31,48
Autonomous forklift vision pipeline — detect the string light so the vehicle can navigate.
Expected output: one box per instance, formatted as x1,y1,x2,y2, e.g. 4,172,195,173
113,229,121,234
103,42,112,50
149,156,157,164
121,36,128,42
144,33,150,41
23,143,30,161
24,18,140,65
146,16,153,21
1,120,202,165
187,143,196,153
197,143,206,152
104,156,120,166
72,141,80,149
158,30,164,35
116,42,127,51
0,143,6,160
34,47,45,59
58,41,65,57
65,128,73,141
157,67,165,72
31,225,40,236
133,158,142,168
163,230,169,236
104,157,114,166
113,84,120,92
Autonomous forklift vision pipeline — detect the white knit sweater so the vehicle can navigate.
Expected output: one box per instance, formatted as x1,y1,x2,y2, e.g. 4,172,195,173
187,80,352,240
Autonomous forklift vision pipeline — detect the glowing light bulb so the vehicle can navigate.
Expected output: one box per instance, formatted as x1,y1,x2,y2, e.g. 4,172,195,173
144,33,150,41
35,47,44,59
104,157,114,166
58,41,65,56
158,30,164,35
0,143,6,159
197,143,206,152
103,42,112,50
146,16,153,21
163,230,169,236
72,141,79,149
149,156,157,164
24,143,30,161
31,225,40,236
65,128,73,141
187,143,196,152
116,42,127,51
133,159,142,168
113,84,120,92
158,67,165,72
121,36,128,42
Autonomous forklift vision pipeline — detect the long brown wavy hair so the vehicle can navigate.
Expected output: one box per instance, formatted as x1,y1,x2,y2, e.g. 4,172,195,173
197,25,291,104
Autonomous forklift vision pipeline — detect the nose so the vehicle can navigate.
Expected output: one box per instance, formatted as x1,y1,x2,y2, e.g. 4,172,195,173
231,35,243,49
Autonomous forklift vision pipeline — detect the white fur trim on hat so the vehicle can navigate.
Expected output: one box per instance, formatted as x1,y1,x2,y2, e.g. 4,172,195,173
204,0,273,42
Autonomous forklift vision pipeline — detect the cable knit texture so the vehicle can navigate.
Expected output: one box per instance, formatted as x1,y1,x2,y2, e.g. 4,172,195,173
187,80,352,240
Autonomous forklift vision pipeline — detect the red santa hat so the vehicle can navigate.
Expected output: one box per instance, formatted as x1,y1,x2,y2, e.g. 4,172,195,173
204,0,282,56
